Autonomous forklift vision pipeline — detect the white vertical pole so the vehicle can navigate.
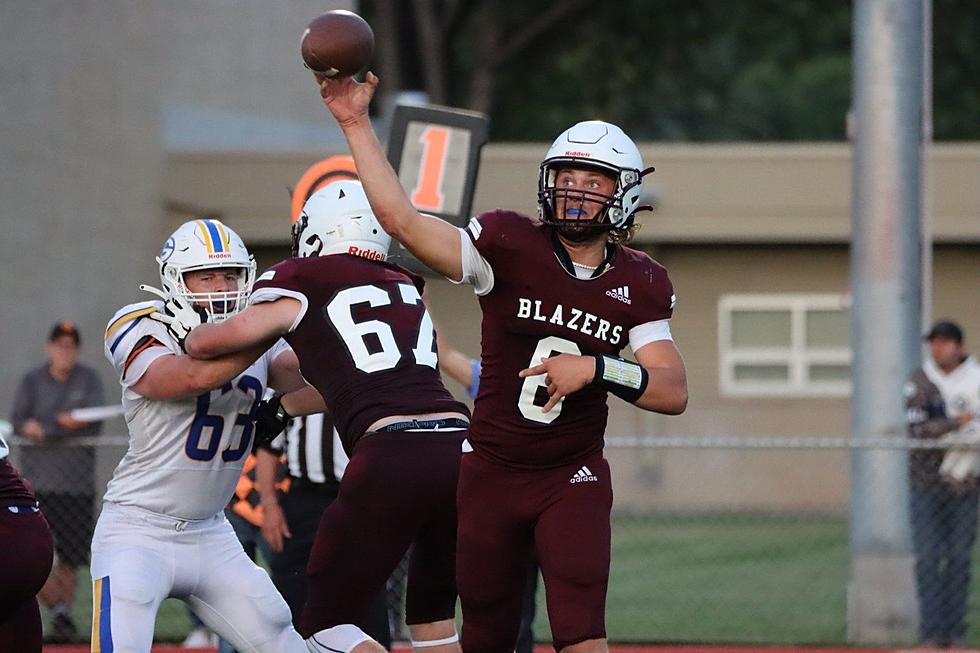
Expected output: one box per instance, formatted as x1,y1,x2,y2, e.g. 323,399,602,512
847,0,923,645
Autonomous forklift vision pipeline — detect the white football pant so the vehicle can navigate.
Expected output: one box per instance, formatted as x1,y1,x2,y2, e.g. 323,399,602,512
90,502,304,653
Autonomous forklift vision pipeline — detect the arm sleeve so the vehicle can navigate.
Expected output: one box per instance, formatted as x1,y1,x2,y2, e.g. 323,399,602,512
266,338,293,361
250,264,310,332
454,226,495,296
629,319,673,351
452,211,529,297
122,340,173,390
104,303,177,391
628,261,676,353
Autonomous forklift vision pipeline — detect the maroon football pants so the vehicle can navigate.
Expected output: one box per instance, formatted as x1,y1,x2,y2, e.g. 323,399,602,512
299,429,464,637
456,451,613,653
0,509,54,653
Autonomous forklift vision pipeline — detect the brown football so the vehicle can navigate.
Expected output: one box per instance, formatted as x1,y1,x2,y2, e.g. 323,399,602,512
301,10,374,78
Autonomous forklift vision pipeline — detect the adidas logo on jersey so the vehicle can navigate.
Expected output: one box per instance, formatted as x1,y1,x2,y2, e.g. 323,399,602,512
606,286,631,304
570,465,598,484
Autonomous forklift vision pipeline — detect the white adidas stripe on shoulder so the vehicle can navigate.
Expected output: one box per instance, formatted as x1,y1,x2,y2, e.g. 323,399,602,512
467,217,483,240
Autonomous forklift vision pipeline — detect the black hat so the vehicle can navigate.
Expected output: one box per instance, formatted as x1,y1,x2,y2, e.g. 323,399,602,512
48,320,81,345
925,320,963,343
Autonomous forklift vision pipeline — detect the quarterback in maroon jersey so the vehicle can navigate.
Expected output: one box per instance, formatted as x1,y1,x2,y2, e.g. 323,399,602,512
178,180,469,653
317,72,688,653
0,432,55,652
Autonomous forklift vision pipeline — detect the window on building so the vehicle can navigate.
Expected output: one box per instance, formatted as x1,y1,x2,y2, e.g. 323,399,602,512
718,294,850,397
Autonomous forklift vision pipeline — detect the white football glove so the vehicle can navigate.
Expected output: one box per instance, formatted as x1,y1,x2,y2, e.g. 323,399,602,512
141,284,208,352
940,422,980,484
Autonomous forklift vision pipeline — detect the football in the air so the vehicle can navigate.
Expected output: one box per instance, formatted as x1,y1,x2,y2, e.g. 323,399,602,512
301,10,374,78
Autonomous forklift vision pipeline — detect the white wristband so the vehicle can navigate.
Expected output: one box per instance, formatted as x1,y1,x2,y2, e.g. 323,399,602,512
600,355,644,389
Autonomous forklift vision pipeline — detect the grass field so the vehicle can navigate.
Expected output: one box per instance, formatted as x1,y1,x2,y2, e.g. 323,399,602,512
53,512,980,646
601,513,849,644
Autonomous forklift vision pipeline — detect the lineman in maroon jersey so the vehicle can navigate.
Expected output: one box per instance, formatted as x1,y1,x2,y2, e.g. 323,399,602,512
316,72,688,653
179,180,469,653
0,432,55,652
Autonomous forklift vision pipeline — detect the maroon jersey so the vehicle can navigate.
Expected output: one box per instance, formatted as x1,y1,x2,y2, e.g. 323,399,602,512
0,451,36,505
251,255,468,453
466,210,674,469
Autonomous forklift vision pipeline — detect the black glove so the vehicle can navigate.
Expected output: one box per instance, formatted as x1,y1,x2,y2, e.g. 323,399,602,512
253,394,291,451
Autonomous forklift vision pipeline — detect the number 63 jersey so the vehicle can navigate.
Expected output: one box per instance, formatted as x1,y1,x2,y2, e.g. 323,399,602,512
462,210,676,470
103,300,287,520
250,255,468,456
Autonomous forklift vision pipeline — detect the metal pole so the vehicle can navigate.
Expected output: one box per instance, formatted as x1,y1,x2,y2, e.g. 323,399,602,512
921,0,933,328
848,0,923,645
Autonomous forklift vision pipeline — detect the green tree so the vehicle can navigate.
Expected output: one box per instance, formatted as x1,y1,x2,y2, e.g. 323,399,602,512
363,0,979,141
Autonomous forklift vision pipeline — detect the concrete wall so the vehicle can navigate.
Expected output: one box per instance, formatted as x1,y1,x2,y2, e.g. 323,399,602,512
0,1,352,417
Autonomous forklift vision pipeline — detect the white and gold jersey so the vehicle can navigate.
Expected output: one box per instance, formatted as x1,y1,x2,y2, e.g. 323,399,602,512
103,300,288,520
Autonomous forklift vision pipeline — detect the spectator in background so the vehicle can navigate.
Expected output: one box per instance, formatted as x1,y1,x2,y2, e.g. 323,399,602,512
905,319,980,648
255,414,392,648
0,425,55,652
11,320,104,642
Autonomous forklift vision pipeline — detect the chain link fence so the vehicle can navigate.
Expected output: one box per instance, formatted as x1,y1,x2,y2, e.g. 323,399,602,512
7,433,980,646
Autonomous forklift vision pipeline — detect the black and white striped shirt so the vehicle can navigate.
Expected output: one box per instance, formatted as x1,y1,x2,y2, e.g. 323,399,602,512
278,414,349,490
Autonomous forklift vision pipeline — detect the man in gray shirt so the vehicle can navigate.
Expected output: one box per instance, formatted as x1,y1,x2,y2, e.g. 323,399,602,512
11,320,104,643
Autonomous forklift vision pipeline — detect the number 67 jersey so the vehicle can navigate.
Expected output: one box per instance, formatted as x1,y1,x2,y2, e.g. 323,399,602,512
103,300,287,520
250,254,467,455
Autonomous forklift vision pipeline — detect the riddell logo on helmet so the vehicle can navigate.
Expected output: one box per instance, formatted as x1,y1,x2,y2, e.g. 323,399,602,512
348,245,385,261
207,252,232,260
564,150,592,158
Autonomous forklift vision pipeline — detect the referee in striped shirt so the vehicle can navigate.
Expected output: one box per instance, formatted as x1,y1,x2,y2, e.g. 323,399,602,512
255,414,391,648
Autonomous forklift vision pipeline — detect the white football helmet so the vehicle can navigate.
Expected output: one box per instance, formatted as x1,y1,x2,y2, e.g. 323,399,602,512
291,180,391,261
156,219,255,322
537,120,653,234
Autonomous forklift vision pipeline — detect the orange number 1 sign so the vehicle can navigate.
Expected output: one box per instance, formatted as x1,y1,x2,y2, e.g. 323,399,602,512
411,126,450,212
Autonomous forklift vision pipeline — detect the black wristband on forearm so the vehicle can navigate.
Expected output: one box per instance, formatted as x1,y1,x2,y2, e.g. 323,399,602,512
593,355,649,403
